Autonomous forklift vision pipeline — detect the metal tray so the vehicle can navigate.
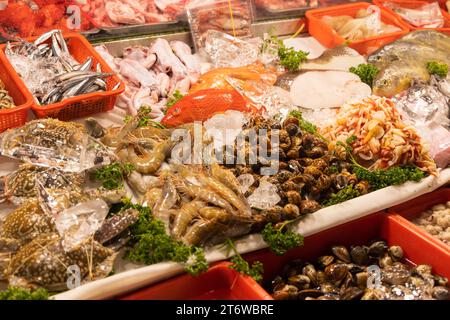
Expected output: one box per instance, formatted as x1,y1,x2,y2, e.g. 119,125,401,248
99,20,182,36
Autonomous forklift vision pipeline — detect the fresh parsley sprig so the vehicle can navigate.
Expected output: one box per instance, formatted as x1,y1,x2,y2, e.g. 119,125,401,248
94,162,134,190
261,221,304,256
0,287,49,300
349,63,379,86
288,110,329,143
124,201,208,276
426,61,448,78
225,239,263,283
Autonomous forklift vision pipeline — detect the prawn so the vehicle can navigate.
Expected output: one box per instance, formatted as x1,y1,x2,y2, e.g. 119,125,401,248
171,200,206,240
126,140,170,175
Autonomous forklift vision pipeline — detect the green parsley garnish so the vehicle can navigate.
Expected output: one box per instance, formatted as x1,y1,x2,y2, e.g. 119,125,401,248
124,105,165,129
225,239,263,283
288,110,328,143
124,201,208,276
426,61,448,78
323,184,361,207
262,35,309,71
166,90,185,108
0,286,49,300
349,63,379,86
94,162,134,190
352,163,425,191
261,221,304,256
335,135,426,191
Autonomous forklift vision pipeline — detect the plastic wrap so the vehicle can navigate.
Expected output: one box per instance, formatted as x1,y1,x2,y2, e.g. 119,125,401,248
0,119,113,172
382,1,444,28
187,0,253,51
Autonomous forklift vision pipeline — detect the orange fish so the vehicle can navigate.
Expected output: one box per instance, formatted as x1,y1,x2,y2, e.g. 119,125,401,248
190,62,278,93
162,89,253,127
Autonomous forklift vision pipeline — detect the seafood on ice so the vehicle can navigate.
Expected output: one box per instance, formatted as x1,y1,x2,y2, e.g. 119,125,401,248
77,0,186,28
187,0,253,50
289,71,371,109
95,38,201,118
143,164,253,246
5,29,112,106
322,96,436,174
0,119,113,172
369,30,450,97
270,241,449,300
381,1,445,28
394,76,450,168
322,6,402,41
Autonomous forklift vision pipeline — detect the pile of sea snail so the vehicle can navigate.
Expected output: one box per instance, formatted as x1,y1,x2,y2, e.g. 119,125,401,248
270,240,449,300
226,115,368,230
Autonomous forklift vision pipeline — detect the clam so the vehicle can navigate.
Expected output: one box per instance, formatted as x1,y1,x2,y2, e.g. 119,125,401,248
412,264,433,278
382,265,410,286
368,240,388,258
340,287,364,300
320,283,339,294
297,289,323,300
317,255,334,268
273,284,299,300
350,245,369,265
355,272,368,288
388,245,403,261
302,264,319,286
433,275,448,287
331,245,351,263
288,274,311,290
361,288,386,300
379,253,393,268
432,286,450,300
325,263,349,285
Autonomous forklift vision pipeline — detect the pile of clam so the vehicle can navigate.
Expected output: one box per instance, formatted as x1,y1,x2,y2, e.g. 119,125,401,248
270,240,449,300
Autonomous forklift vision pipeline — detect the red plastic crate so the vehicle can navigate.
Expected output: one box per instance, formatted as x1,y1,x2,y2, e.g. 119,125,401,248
373,0,450,34
242,211,450,297
306,2,410,55
0,33,124,121
118,262,272,300
388,188,450,254
0,51,33,132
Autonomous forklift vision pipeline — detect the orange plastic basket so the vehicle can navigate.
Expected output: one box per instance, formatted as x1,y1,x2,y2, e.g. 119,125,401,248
306,2,410,55
0,54,33,132
373,0,450,34
0,33,124,121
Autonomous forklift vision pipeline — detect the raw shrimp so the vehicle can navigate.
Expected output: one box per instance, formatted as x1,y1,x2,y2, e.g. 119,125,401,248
143,187,163,208
197,174,251,217
175,178,234,213
171,200,206,240
210,163,241,195
126,140,171,175
182,218,218,246
153,177,178,233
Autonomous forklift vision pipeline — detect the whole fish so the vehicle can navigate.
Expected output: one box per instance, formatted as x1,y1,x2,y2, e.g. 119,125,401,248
161,89,253,127
369,30,450,97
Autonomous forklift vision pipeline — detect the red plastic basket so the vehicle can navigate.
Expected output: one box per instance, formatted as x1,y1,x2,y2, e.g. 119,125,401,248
373,0,450,34
0,54,33,132
0,33,124,121
388,188,450,254
242,211,450,297
306,2,410,55
117,262,272,300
